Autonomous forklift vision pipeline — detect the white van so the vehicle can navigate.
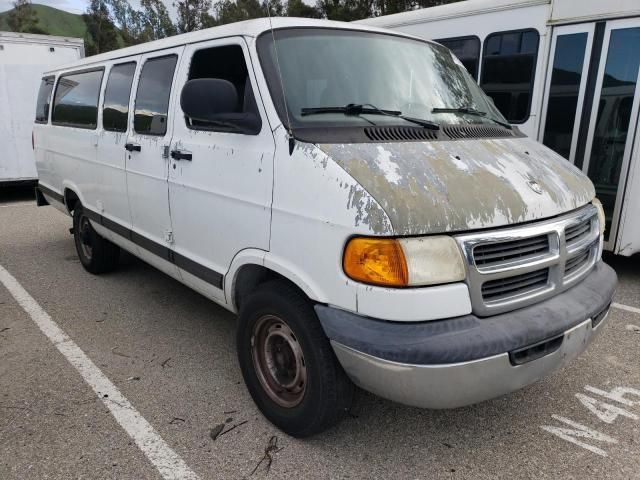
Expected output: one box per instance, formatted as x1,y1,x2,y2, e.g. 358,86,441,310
34,18,617,437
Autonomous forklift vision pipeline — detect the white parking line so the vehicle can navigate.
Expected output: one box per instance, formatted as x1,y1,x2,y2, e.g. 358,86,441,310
612,302,640,315
0,264,200,480
0,202,34,208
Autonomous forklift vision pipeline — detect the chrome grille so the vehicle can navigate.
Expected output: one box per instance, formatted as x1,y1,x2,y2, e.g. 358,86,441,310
456,205,600,316
473,234,549,268
482,268,549,303
565,218,591,247
564,249,592,278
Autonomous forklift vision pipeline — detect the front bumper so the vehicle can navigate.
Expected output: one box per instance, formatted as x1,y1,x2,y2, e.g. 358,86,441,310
316,261,616,409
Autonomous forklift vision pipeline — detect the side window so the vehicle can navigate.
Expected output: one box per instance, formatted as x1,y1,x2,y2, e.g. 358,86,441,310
185,44,261,134
436,36,481,80
134,55,177,135
103,62,136,133
35,76,55,123
481,29,539,123
52,69,104,129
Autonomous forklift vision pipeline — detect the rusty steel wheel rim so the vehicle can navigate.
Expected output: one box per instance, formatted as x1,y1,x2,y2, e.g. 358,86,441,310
251,314,307,408
79,216,93,260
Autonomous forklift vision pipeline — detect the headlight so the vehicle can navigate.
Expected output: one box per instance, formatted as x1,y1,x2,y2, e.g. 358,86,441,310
343,236,466,287
592,198,605,258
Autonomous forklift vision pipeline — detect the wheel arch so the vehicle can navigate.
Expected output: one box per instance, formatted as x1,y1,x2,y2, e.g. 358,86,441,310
62,181,85,215
225,249,329,313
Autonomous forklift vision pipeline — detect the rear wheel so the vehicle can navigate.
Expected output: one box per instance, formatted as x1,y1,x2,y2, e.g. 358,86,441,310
237,281,353,437
73,205,120,274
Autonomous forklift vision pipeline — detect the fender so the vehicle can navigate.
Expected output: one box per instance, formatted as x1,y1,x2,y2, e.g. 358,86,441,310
225,248,329,312
61,180,87,215
262,252,330,304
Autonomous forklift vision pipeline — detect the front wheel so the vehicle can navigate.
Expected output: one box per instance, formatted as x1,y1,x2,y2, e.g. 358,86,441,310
237,281,354,437
73,205,120,274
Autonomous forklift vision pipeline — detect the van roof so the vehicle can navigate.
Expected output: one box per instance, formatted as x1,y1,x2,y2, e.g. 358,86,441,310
44,17,408,74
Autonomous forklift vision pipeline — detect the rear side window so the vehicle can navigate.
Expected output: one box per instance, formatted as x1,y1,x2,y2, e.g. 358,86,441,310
134,55,177,135
103,62,136,132
436,36,481,80
35,76,55,123
481,29,539,123
52,69,104,129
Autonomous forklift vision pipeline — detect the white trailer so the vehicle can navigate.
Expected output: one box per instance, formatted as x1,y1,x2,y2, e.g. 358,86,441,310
358,0,640,257
0,31,83,186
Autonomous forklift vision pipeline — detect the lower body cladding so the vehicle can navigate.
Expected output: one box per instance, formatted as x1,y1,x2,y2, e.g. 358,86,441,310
316,261,617,409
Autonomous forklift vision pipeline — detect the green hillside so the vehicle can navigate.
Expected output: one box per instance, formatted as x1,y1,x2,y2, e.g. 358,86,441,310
0,4,86,38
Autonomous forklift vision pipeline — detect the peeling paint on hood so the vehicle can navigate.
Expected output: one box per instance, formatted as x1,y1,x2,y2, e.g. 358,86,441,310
318,137,595,235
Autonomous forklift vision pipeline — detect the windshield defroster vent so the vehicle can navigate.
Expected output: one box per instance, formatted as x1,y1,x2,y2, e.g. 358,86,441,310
361,125,518,143
364,126,439,142
443,124,516,139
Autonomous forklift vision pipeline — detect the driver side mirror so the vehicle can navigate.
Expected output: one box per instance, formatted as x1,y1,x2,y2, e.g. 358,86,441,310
180,78,260,135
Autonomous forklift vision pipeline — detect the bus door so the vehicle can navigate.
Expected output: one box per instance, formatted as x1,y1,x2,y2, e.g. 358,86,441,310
541,19,640,252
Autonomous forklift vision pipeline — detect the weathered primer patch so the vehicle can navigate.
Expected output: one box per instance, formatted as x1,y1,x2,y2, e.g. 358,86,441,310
319,138,595,235
297,142,393,235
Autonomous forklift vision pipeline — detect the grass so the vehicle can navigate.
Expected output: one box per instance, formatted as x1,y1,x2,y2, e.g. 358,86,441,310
0,4,86,38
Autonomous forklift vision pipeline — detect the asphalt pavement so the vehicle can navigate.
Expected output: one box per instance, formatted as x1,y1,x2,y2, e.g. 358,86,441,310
1,189,639,480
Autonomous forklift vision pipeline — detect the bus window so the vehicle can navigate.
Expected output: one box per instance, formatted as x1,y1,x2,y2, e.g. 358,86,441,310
481,29,539,123
436,36,480,80
542,33,588,159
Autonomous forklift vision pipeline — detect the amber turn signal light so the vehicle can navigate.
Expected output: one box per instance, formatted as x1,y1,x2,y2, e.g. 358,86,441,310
343,237,409,287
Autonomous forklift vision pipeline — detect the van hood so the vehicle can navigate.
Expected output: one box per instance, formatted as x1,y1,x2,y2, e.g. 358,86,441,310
318,137,595,235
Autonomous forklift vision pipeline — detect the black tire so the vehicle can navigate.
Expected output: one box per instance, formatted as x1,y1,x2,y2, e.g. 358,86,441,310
237,281,354,437
73,205,120,274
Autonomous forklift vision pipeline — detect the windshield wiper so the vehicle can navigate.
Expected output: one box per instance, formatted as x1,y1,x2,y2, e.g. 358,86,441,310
432,106,512,129
302,104,400,116
432,106,486,116
301,103,440,130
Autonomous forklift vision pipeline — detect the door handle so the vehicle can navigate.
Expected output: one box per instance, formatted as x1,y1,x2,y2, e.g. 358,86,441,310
125,143,141,152
170,150,192,161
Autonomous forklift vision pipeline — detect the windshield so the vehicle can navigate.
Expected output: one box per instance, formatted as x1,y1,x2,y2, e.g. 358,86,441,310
257,28,508,129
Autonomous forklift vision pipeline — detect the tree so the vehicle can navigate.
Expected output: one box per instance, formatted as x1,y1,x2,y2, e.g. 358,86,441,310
7,0,43,34
83,0,119,56
141,0,177,40
107,0,146,45
175,0,216,33
263,0,284,16
287,0,321,18
315,0,372,21
316,0,462,21
214,0,266,25
375,0,461,16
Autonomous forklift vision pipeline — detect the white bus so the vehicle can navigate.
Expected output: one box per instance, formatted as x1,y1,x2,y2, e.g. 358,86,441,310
359,0,640,257
0,31,83,186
